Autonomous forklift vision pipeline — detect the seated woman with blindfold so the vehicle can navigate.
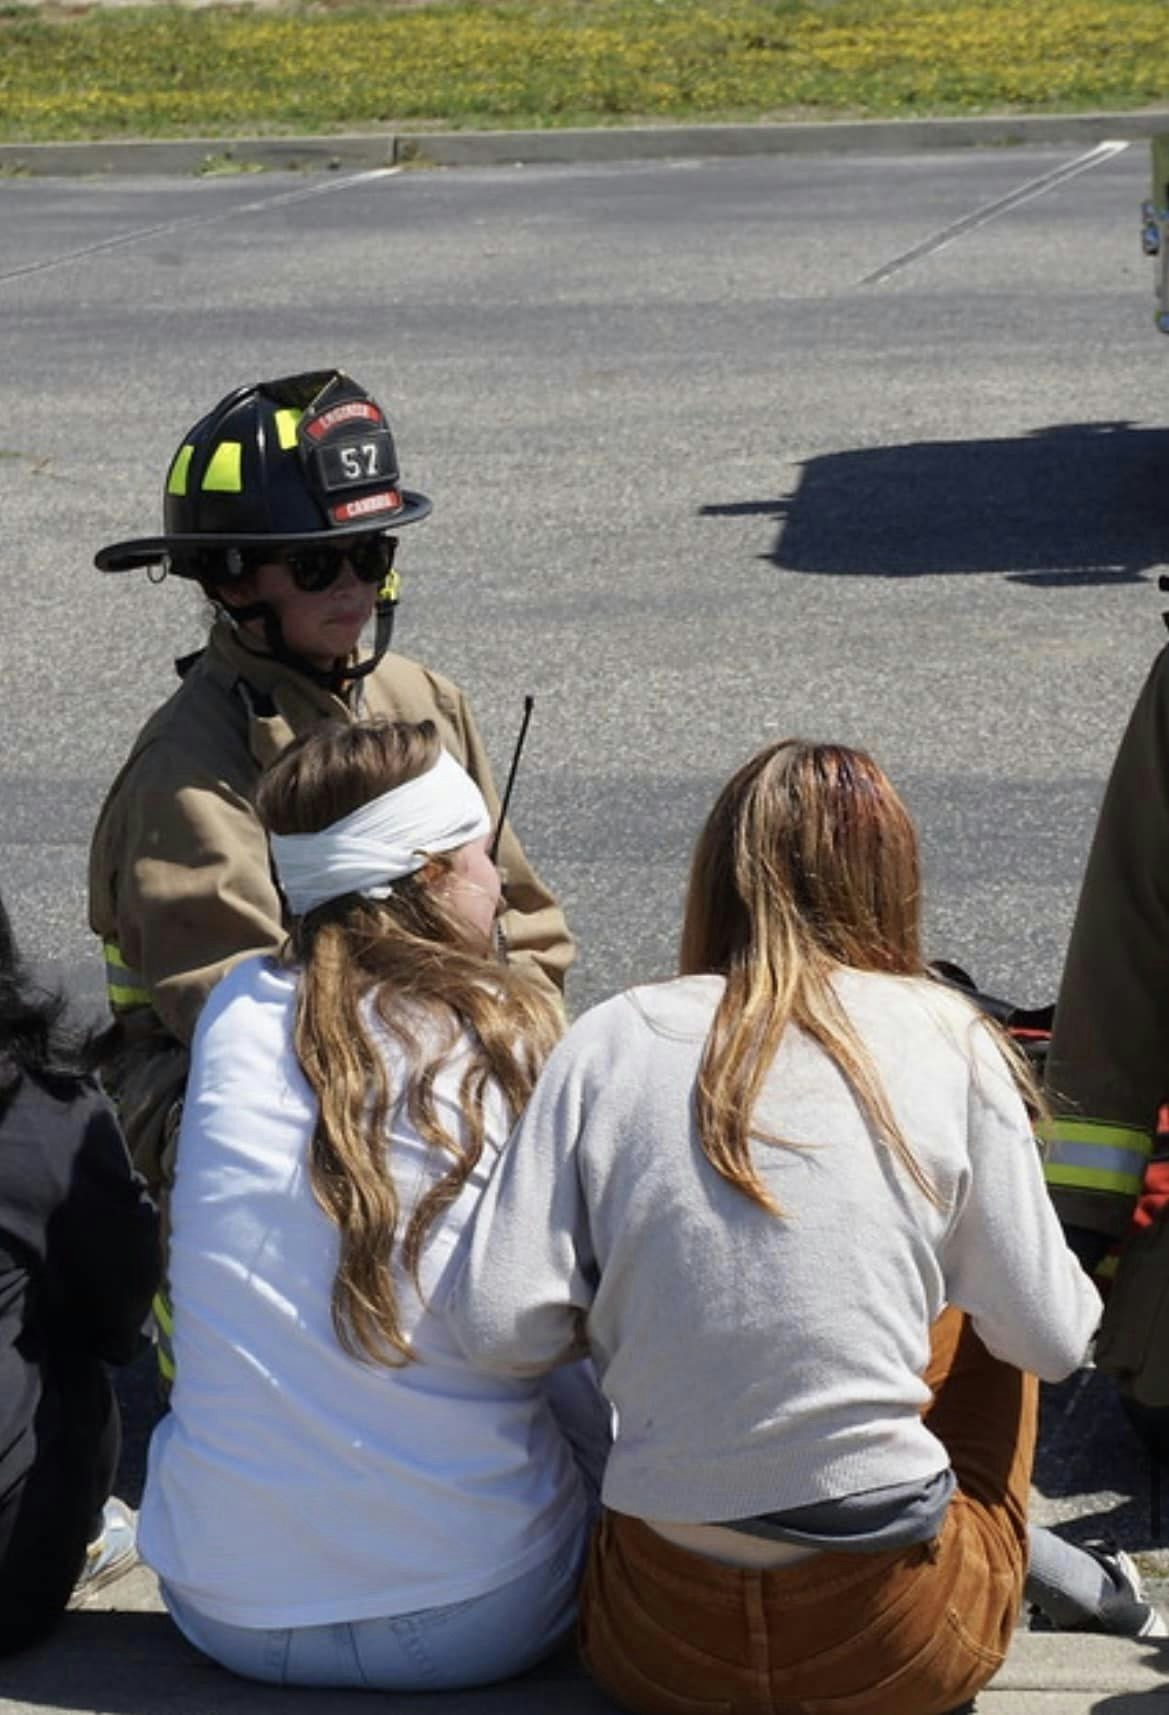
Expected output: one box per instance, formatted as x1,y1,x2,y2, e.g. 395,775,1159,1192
136,717,604,1691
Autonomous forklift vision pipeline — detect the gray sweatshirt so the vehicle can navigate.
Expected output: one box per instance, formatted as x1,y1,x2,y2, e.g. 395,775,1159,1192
447,970,1100,1524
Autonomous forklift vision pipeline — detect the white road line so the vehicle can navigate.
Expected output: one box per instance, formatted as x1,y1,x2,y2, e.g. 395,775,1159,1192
0,166,401,287
859,139,1131,287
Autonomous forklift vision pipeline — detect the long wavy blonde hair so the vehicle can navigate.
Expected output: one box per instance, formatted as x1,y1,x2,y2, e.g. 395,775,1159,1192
679,739,941,1216
255,718,562,1368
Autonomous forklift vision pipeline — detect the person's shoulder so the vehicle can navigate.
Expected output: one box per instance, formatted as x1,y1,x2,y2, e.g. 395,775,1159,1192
623,973,724,1041
5,1064,101,1121
559,976,722,1060
839,969,1015,1084
837,967,972,1024
366,651,467,714
1131,638,1169,713
102,653,250,798
151,642,249,745
98,680,189,787
189,956,297,1081
0,1069,116,1190
200,952,293,1023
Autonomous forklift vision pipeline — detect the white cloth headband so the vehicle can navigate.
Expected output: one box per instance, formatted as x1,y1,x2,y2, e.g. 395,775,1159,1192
270,747,491,917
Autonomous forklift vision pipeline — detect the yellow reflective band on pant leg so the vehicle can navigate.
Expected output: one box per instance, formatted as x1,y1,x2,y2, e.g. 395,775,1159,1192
102,940,151,1012
1045,1163,1149,1195
202,440,243,493
1036,1120,1153,1151
153,1290,175,1384
1038,1118,1153,1200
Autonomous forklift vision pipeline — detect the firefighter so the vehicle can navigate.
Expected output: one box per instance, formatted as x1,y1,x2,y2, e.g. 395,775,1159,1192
89,369,573,1239
1042,634,1169,1431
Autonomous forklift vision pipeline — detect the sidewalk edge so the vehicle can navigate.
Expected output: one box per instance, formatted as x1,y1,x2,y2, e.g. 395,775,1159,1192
3,109,1169,178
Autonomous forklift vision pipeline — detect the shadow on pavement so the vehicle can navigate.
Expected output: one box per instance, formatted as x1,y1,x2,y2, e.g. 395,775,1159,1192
111,1348,164,1511
1,1610,214,1713
1092,1690,1169,1713
1035,1367,1164,1552
700,422,1169,584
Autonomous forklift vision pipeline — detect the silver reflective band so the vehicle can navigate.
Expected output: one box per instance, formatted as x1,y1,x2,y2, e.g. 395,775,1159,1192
270,749,490,917
1045,1139,1150,1179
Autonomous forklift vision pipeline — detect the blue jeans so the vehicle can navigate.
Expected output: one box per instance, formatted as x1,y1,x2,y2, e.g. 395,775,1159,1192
163,1511,593,1690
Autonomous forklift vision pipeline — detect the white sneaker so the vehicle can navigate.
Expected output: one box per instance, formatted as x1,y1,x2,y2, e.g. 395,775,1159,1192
1080,1541,1169,1640
70,1497,139,1603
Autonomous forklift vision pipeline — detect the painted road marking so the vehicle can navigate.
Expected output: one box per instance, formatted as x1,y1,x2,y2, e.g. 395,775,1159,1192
0,167,400,287
859,140,1130,287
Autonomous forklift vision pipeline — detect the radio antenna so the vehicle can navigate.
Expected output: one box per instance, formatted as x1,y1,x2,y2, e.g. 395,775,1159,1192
490,696,535,863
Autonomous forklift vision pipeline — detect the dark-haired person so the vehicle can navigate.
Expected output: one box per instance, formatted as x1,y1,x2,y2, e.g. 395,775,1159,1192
137,719,603,1690
89,369,572,1249
451,740,1162,1715
0,896,158,1656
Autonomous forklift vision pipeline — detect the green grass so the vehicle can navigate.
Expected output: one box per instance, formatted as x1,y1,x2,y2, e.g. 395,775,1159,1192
2,0,1168,144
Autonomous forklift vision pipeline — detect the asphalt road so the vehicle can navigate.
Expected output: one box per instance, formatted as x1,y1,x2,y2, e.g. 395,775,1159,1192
1,142,1164,1023
2,140,1167,1540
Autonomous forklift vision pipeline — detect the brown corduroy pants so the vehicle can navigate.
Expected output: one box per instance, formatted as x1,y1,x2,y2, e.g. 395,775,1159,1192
578,1309,1036,1715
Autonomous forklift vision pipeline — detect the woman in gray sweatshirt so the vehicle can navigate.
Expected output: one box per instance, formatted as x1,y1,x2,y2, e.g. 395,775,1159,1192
449,738,1158,1715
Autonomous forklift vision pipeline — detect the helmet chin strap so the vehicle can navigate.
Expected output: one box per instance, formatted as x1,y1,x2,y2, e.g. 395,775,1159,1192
217,591,398,696
333,592,397,689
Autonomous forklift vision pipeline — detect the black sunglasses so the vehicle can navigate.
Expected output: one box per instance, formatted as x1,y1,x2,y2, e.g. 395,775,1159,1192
267,534,397,593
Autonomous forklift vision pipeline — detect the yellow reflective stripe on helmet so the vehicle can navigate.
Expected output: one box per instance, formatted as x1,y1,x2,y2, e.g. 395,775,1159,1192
166,443,195,497
153,1290,173,1336
102,939,150,1011
202,440,243,493
273,407,301,450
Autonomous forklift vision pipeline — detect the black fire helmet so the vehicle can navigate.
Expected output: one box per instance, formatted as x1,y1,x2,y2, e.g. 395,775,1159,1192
94,369,431,576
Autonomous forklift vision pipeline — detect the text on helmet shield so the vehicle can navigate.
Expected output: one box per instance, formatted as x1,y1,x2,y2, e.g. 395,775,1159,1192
304,401,382,440
317,431,396,492
330,490,402,523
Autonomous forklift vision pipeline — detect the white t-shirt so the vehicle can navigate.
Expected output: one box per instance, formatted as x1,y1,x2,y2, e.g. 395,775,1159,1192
138,955,587,1628
449,970,1102,1524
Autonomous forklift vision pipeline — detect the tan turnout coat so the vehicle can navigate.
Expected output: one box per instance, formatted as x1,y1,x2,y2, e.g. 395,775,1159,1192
89,618,573,1190
1042,640,1169,1404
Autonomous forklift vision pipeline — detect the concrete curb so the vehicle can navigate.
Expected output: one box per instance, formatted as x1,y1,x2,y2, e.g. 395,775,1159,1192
2,108,1169,178
5,1570,1169,1715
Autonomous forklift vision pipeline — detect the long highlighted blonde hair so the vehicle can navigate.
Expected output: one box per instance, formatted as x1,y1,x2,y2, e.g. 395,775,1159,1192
255,718,561,1367
679,739,939,1216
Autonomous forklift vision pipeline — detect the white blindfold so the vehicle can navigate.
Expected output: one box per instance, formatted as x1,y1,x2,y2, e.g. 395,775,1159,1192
269,747,491,918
